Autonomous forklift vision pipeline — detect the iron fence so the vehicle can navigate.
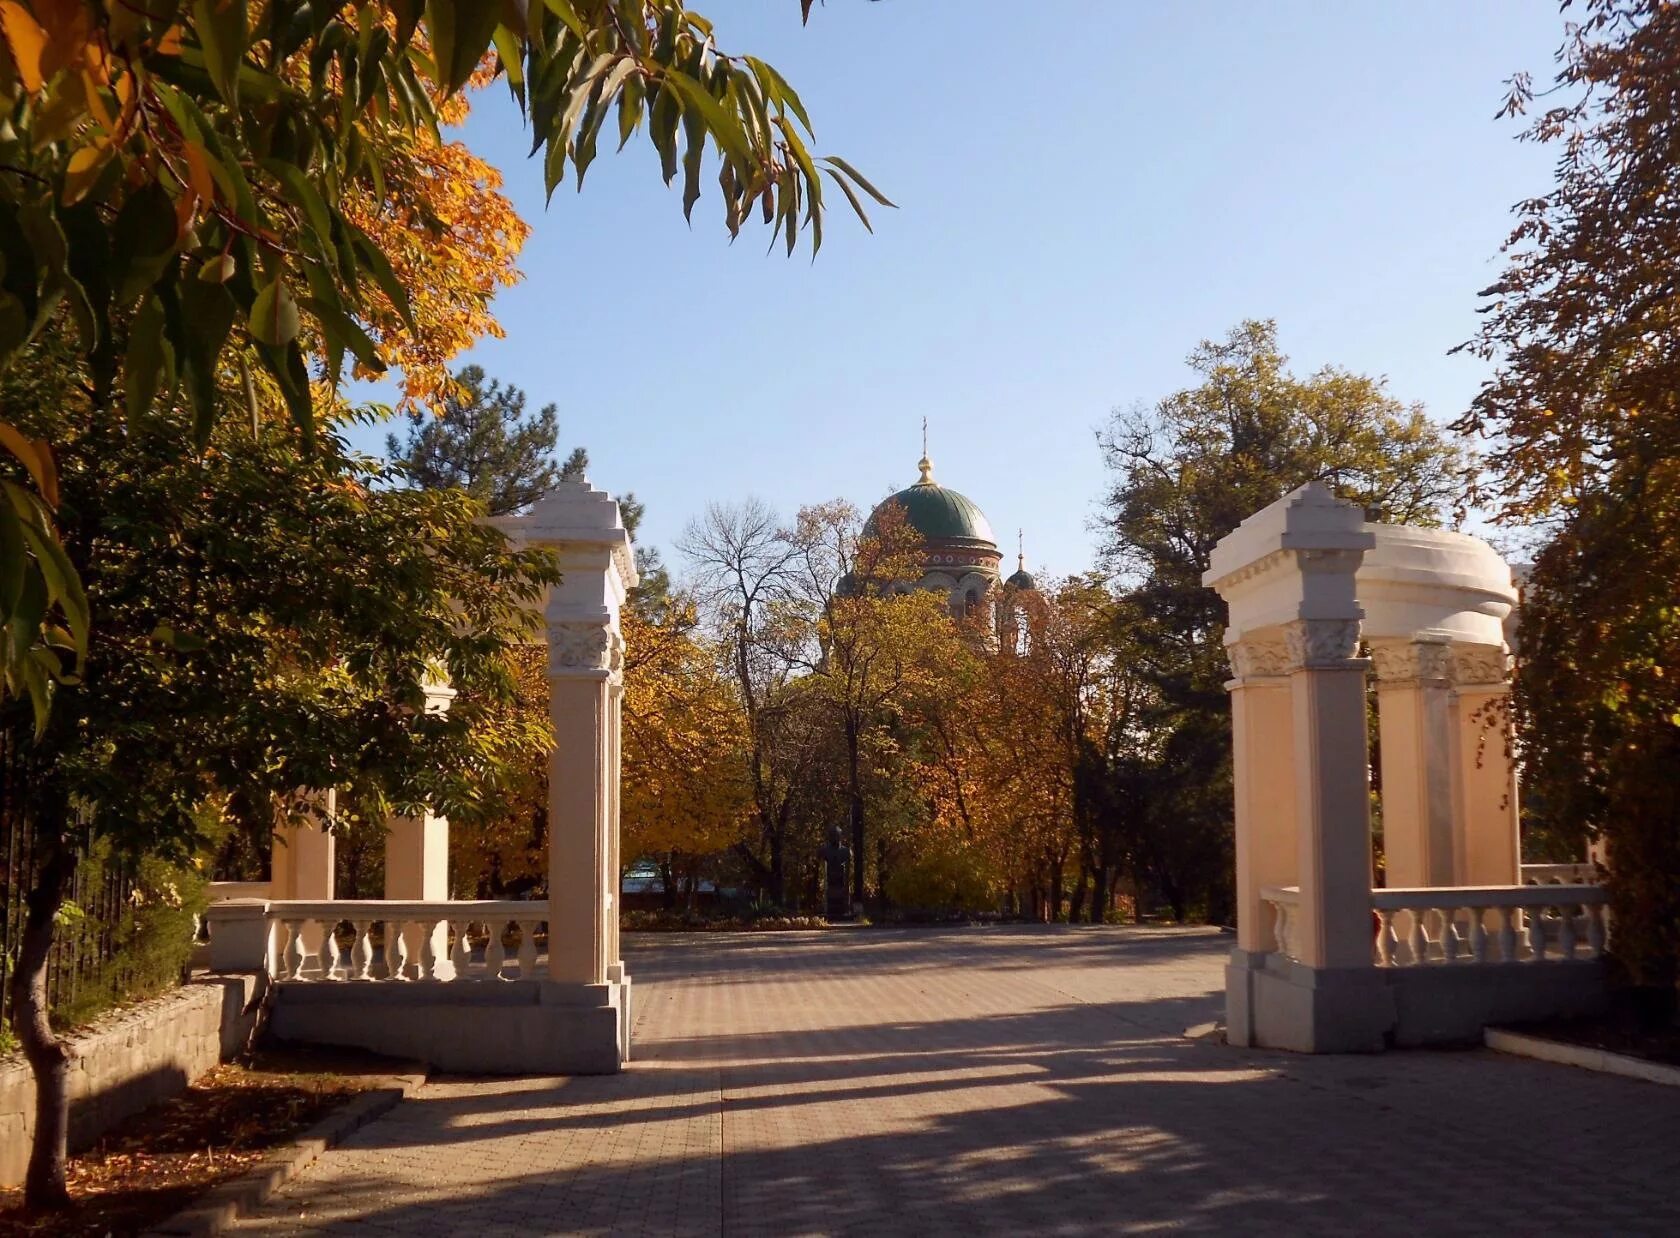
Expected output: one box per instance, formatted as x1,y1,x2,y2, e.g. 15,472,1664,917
0,730,135,1037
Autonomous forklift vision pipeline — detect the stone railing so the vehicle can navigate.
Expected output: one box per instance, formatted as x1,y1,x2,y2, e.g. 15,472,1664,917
1260,885,1303,961
265,901,548,982
1520,863,1600,886
1371,886,1606,967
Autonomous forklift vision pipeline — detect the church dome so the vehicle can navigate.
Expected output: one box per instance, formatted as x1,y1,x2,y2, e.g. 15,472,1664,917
1006,566,1037,591
866,455,997,551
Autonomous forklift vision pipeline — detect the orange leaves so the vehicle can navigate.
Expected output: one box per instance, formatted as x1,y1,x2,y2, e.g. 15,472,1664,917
0,1,47,92
343,132,528,409
0,0,94,93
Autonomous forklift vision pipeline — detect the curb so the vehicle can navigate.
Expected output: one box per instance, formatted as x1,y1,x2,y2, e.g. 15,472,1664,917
145,1066,426,1237
1485,1028,1680,1088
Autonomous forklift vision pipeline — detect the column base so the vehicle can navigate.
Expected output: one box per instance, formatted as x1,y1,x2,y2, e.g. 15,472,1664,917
270,976,633,1074
1230,948,1396,1053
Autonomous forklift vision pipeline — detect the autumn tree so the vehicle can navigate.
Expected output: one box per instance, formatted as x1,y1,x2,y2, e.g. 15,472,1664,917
678,498,804,901
1098,320,1468,921
620,595,752,905
1,340,556,1202
784,499,965,906
0,0,887,729
1456,0,1680,1006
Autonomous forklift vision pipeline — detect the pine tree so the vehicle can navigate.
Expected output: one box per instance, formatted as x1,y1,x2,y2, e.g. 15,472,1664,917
387,366,580,516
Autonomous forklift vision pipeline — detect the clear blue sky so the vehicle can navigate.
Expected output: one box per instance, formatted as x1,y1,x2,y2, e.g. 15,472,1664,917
350,1,1566,580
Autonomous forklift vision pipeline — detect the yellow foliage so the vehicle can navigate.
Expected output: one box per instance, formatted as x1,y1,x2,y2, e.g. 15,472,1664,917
621,603,753,865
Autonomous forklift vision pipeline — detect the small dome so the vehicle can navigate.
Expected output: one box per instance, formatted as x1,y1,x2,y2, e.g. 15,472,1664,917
865,455,997,550
1006,567,1036,591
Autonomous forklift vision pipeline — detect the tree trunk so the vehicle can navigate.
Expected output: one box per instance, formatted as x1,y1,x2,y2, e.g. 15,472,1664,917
12,842,77,1209
1069,861,1090,924
847,721,865,907
659,857,676,911
769,830,785,909
1091,866,1111,925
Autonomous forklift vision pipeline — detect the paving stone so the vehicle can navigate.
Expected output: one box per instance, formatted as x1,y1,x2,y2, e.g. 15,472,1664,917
232,925,1680,1236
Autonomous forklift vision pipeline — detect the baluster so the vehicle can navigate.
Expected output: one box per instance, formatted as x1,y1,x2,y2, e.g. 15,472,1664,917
287,919,311,980
1431,909,1453,964
389,921,411,980
415,919,438,980
1559,905,1578,960
324,921,345,980
354,921,374,980
1527,907,1549,962
485,918,508,978
517,920,538,978
1374,910,1393,966
265,917,284,979
1497,907,1517,963
1469,908,1489,964
451,919,473,980
1586,902,1607,957
1396,910,1417,966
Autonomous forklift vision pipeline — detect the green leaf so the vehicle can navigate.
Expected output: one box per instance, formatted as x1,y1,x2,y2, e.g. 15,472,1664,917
0,497,23,618
347,226,415,331
822,156,896,208
426,0,501,94
250,276,300,347
125,294,169,419
664,72,750,168
822,167,872,234
541,0,586,38
303,296,385,373
259,158,337,259
178,277,236,445
680,104,704,221
192,0,249,105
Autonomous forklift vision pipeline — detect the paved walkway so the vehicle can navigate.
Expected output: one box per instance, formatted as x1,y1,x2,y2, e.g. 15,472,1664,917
235,926,1680,1236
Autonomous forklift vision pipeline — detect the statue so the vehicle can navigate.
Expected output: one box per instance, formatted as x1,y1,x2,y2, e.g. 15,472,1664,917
820,825,852,920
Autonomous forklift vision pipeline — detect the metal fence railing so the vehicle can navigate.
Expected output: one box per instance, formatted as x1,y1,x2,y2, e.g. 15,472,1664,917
0,731,136,1037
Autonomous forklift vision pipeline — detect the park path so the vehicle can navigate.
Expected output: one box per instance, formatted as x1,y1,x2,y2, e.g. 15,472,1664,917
232,926,1680,1236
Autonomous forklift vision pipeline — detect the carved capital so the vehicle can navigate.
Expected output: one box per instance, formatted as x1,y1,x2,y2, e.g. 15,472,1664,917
1227,637,1291,680
1450,643,1509,686
1369,639,1452,685
548,620,613,675
1282,619,1362,670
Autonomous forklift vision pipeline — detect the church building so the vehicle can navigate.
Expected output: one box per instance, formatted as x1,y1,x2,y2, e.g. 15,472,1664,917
861,443,1038,626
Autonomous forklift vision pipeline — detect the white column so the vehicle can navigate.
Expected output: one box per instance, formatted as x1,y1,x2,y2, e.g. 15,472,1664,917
384,676,455,972
1225,635,1297,953
270,789,335,900
547,637,615,984
1284,613,1376,970
1449,643,1520,886
1369,637,1455,888
496,478,636,989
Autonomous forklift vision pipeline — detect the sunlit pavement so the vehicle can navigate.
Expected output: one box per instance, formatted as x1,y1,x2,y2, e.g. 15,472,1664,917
232,925,1680,1236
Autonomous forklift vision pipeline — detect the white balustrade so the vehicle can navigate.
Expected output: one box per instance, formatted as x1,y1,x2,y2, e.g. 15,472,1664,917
1370,886,1607,967
264,901,549,982
1520,863,1600,886
1260,885,1302,962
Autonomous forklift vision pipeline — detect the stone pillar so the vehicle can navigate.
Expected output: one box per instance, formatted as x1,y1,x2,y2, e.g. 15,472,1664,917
1284,614,1376,971
1449,643,1520,886
270,789,335,900
546,637,615,985
1205,482,1392,1052
1225,635,1297,954
1369,637,1455,888
384,677,455,973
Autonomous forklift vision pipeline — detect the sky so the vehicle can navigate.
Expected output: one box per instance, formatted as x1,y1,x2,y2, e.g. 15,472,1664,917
348,1,1569,581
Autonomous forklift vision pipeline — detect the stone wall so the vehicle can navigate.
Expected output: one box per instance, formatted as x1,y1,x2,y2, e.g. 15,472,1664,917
0,974,260,1187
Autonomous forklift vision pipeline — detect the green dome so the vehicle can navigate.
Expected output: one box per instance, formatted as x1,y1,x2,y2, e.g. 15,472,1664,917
1006,567,1036,591
867,457,997,550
